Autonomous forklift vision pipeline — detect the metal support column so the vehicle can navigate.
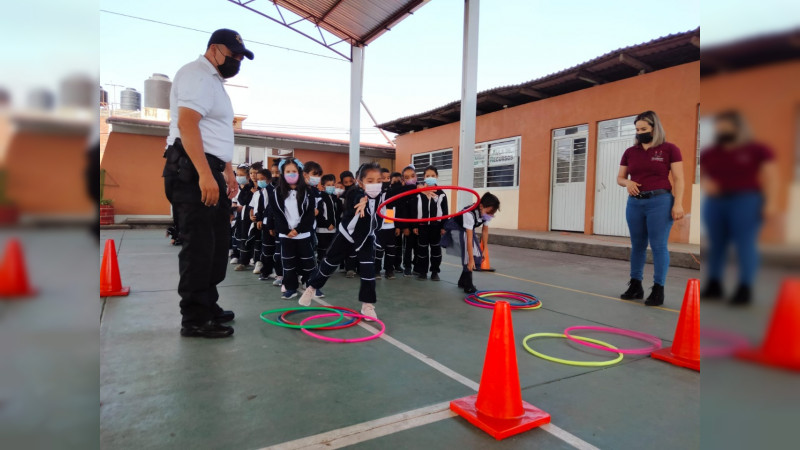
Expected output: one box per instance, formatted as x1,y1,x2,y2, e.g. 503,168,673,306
349,45,364,174
458,0,479,208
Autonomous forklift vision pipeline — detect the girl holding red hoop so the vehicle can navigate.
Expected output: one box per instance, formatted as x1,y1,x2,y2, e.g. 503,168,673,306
298,163,385,320
411,166,449,281
453,192,500,293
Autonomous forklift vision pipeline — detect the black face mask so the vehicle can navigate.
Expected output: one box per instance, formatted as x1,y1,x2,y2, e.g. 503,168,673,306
716,132,737,145
382,181,390,190
636,132,653,144
216,54,241,78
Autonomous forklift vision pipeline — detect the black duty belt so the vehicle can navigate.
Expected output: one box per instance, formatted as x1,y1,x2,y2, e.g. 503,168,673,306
170,138,227,172
205,154,226,172
631,189,670,199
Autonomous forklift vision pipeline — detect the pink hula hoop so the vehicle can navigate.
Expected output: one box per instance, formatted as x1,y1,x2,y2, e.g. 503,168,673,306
376,186,480,223
300,312,385,343
700,328,751,357
564,326,662,355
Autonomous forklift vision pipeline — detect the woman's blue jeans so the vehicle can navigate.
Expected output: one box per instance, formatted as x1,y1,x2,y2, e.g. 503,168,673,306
702,192,763,286
626,194,674,286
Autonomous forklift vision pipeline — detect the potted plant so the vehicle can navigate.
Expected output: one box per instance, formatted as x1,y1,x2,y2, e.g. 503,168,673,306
99,169,115,226
0,169,20,225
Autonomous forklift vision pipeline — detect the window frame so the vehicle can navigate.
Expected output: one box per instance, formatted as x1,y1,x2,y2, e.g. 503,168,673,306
410,148,453,185
473,136,522,189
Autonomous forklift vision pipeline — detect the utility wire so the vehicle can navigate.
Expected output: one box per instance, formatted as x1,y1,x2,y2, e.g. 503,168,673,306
100,9,347,62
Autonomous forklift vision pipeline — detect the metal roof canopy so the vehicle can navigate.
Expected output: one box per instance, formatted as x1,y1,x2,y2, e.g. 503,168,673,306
227,0,481,200
226,0,429,61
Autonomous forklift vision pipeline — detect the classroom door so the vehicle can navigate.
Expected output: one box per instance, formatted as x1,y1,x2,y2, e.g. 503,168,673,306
550,132,587,232
594,116,636,237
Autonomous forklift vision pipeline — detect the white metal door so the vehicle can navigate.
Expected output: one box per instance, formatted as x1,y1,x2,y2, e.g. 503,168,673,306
594,116,636,237
550,127,587,232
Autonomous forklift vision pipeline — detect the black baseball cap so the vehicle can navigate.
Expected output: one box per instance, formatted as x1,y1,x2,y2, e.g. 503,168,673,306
208,28,254,60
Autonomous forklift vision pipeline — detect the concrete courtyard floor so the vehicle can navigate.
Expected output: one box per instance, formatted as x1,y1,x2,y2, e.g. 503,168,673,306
98,229,713,449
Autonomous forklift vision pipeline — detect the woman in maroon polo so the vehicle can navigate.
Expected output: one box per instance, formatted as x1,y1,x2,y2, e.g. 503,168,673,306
616,110,685,306
700,110,777,304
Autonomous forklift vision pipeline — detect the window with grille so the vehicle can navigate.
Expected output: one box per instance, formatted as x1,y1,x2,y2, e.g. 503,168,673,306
473,137,521,188
410,149,453,185
552,125,588,184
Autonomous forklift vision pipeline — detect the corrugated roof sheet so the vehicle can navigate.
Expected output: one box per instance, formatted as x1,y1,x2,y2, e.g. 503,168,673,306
268,0,429,46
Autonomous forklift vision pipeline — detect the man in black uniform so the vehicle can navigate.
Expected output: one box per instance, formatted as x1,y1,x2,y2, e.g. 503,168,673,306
162,29,254,338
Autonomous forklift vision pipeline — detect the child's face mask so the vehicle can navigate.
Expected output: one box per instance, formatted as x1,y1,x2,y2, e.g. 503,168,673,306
325,186,336,195
364,183,382,198
236,175,248,185
257,180,268,189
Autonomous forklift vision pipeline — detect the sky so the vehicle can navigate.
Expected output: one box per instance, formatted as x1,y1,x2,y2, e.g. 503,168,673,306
3,0,798,143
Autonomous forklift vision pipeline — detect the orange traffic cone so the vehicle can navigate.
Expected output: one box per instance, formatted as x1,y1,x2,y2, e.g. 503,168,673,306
100,239,129,297
651,278,700,371
738,278,800,371
0,239,36,298
450,301,550,440
478,241,496,272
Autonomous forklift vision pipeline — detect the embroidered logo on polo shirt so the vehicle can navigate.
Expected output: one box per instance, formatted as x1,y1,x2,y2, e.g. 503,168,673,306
651,149,665,162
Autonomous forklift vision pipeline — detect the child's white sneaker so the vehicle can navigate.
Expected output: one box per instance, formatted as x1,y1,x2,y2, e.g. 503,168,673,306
230,258,239,264
272,277,282,287
298,287,314,306
253,261,263,274
360,303,377,322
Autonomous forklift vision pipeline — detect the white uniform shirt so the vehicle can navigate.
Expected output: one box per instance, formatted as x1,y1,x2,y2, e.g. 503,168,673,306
166,56,235,162
279,190,311,240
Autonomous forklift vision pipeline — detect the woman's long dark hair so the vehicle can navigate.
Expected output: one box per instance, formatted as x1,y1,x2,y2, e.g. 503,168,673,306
277,158,307,201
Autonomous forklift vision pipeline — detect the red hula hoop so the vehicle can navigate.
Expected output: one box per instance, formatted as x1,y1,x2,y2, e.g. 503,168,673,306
376,186,480,223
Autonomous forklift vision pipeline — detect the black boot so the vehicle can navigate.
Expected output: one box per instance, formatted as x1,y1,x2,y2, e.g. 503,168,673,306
457,271,467,288
700,279,724,300
729,284,752,306
645,284,665,306
463,271,477,294
620,278,644,300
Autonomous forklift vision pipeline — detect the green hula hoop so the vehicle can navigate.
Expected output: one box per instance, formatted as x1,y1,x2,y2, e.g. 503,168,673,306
261,307,344,329
522,332,624,367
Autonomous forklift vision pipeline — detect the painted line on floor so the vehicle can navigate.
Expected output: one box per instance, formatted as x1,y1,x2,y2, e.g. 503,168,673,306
260,401,455,450
442,261,679,313
274,297,600,450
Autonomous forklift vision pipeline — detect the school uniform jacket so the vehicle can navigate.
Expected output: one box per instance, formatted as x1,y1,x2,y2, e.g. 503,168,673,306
255,184,274,227
338,187,383,251
271,187,316,236
316,192,341,233
379,183,404,230
413,188,448,226
394,184,419,230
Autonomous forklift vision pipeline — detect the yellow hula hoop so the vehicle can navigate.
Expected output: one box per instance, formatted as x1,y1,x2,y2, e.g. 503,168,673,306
522,333,624,367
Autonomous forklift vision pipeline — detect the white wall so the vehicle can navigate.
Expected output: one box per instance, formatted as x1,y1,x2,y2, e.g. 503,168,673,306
472,188,519,230
788,183,800,244
689,184,701,245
